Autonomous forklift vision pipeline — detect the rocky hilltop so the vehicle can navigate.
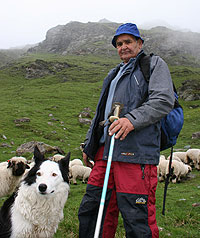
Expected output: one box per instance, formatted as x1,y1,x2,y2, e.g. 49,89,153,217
28,21,200,66
29,21,119,56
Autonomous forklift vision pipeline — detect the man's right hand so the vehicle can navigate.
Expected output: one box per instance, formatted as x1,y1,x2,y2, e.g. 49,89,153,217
83,152,94,168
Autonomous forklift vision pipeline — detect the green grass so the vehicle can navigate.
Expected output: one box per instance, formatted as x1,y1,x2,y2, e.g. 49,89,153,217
0,53,199,237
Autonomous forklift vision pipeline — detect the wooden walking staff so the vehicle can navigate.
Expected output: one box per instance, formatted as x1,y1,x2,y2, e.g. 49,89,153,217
94,102,123,238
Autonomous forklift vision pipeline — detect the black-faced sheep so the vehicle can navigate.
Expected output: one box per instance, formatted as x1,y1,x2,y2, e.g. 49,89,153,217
186,148,200,170
165,160,192,183
0,156,30,197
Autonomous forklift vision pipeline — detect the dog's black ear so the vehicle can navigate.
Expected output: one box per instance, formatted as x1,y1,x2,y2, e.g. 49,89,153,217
59,152,70,168
59,152,70,183
34,145,45,164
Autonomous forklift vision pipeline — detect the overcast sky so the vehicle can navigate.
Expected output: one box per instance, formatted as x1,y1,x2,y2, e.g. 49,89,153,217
0,0,199,49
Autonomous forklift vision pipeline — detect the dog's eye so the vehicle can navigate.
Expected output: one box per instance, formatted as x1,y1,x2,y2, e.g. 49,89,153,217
52,173,57,177
36,172,41,176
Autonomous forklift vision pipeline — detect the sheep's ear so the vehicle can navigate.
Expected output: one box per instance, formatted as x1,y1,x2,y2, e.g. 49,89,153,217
7,160,12,168
33,145,45,164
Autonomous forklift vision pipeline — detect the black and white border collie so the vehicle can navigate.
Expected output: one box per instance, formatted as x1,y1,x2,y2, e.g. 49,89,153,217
0,146,70,238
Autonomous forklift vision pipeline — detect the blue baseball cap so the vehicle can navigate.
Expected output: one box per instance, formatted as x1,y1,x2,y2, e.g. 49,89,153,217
112,23,144,48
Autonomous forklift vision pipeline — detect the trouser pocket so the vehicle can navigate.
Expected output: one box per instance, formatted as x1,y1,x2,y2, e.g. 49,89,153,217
117,192,152,238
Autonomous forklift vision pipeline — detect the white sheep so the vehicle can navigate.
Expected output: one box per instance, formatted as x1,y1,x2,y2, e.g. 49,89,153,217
186,149,200,170
167,155,182,162
157,155,168,182
52,154,65,162
165,160,192,183
69,165,91,185
69,158,83,168
180,164,192,178
52,154,84,168
0,157,30,197
170,152,188,163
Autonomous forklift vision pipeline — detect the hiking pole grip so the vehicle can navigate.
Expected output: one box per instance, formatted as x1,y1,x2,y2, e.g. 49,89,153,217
94,102,123,238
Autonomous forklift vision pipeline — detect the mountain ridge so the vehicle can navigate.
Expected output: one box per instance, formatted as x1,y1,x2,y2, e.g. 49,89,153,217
27,21,200,66
1,21,200,67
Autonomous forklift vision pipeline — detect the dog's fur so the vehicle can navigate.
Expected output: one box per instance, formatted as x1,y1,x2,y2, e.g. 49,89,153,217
0,146,70,238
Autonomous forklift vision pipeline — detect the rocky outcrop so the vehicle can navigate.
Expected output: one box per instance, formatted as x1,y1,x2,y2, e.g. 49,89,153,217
78,107,93,125
192,132,200,139
28,22,200,66
25,59,70,79
178,80,200,101
29,21,119,56
16,141,65,156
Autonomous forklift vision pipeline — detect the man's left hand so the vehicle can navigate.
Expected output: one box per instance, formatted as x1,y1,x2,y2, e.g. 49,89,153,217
108,118,134,140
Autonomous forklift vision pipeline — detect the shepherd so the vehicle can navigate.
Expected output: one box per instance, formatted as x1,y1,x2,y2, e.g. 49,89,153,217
78,23,175,238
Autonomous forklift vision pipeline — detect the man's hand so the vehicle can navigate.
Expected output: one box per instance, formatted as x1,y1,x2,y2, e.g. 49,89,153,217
83,152,94,168
108,118,134,140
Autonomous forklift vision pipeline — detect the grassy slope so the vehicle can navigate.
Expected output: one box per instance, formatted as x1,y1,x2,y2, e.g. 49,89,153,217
0,53,199,237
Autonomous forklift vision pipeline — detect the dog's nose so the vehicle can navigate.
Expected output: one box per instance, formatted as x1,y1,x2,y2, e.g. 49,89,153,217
39,183,47,193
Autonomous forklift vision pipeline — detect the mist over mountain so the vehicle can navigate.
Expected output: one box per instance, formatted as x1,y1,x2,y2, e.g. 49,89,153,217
139,19,192,32
27,21,200,66
1,20,200,67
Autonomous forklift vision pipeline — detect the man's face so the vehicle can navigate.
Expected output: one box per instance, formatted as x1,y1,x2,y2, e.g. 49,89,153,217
116,34,143,63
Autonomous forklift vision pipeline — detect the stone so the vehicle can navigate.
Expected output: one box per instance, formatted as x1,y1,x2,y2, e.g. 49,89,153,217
16,141,65,156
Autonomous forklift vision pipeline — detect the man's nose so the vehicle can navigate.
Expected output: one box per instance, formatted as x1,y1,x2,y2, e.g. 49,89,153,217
121,42,127,49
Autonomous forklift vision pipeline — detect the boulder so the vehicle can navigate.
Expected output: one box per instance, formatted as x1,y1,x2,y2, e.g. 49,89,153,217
16,141,65,156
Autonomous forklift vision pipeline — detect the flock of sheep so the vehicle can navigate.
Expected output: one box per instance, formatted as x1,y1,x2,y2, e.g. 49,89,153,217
52,154,92,185
157,148,200,183
0,148,199,199
0,154,92,198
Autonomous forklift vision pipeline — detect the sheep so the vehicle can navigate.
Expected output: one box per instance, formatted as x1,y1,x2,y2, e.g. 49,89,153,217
0,156,30,197
52,153,65,162
69,165,91,185
52,154,84,168
165,160,192,183
186,149,200,170
157,155,168,182
69,158,83,168
180,164,192,178
170,151,188,163
167,155,182,162
80,143,85,152
22,160,36,179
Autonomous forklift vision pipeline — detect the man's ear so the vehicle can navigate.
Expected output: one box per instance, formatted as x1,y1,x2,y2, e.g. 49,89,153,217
137,38,143,50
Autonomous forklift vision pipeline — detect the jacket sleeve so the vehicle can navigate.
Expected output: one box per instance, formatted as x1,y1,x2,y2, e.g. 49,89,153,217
125,56,175,130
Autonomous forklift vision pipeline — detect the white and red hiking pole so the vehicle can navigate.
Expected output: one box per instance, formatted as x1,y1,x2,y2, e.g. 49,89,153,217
94,102,123,238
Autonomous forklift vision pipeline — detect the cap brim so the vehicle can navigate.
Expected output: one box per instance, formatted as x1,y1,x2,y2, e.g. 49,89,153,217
112,33,144,48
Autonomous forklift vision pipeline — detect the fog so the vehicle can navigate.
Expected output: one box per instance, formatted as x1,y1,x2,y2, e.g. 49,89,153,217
0,0,199,49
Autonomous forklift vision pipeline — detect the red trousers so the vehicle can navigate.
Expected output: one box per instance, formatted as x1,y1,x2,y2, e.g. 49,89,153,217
88,146,159,238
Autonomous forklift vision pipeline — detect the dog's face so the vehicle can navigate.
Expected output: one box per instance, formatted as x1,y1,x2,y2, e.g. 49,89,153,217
35,160,66,195
24,145,70,196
